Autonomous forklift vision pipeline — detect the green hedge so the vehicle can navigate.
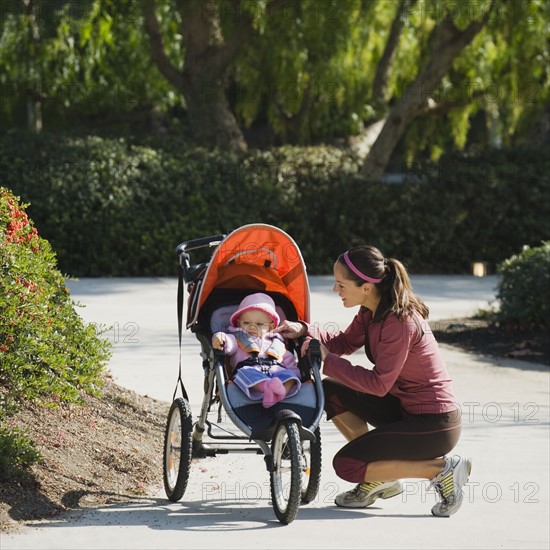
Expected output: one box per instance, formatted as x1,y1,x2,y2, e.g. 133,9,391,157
496,242,550,328
1,131,549,276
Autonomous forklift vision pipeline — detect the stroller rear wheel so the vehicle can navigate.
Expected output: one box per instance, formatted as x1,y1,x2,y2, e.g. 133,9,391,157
300,426,322,504
163,397,193,502
270,419,302,524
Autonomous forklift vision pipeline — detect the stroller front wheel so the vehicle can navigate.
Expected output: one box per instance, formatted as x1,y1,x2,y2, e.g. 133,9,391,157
163,397,193,502
270,419,302,524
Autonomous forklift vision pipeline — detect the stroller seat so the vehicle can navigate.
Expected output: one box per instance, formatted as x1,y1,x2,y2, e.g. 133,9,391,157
210,301,318,440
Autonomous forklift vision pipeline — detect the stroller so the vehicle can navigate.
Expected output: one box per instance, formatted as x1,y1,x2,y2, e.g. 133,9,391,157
163,223,324,524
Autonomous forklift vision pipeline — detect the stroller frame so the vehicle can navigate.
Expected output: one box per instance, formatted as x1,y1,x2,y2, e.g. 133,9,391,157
163,225,325,524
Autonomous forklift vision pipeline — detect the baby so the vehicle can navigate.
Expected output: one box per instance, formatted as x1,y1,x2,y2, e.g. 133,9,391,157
212,293,301,408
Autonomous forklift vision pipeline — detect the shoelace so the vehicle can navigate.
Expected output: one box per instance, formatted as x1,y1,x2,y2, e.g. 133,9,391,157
433,481,448,504
354,482,380,495
346,484,362,496
433,477,458,507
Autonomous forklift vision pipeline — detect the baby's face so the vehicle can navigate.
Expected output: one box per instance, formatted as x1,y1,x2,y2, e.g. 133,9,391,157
238,310,274,337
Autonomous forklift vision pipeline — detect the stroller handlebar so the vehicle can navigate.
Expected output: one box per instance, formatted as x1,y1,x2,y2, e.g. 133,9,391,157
307,338,322,363
177,233,229,255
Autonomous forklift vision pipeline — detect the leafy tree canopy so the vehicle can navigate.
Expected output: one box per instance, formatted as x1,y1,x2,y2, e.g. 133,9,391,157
1,0,548,162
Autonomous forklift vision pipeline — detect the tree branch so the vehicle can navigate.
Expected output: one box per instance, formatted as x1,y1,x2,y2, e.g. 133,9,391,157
372,0,416,104
217,0,296,71
409,2,495,116
360,2,495,179
410,12,493,116
215,0,255,70
175,0,236,75
175,0,296,78
142,0,188,93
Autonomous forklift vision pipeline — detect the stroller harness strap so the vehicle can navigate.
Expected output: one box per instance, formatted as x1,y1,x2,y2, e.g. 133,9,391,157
174,265,189,401
233,330,286,361
234,356,278,374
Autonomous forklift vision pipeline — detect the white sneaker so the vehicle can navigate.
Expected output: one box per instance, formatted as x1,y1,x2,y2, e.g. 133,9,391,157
429,455,472,517
335,480,403,508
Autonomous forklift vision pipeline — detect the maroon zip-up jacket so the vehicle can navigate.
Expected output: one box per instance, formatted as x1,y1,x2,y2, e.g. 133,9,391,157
307,308,458,415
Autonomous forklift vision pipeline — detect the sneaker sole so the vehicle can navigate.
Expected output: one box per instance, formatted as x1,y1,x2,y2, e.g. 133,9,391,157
379,483,405,500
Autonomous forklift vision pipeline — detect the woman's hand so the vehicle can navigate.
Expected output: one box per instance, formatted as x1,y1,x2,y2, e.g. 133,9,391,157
272,320,306,339
300,337,329,361
212,332,226,350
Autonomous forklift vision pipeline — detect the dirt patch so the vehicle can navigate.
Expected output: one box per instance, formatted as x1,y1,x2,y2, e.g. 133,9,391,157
430,318,549,366
0,377,168,533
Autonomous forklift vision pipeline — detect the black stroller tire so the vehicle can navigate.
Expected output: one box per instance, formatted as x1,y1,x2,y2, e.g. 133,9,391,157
163,398,193,502
270,420,302,524
300,427,322,504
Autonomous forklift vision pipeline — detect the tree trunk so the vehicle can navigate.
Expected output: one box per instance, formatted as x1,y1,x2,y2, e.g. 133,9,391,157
23,0,42,133
178,0,249,152
26,96,42,133
183,72,248,152
360,9,492,181
143,0,248,153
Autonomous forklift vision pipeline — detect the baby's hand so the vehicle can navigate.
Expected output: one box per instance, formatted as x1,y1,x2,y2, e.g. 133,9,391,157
212,332,226,350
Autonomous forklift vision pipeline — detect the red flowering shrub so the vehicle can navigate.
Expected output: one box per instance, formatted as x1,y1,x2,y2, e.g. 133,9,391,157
1,188,111,477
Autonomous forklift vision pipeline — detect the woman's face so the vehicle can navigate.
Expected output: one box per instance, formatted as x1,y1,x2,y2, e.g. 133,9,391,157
332,262,369,308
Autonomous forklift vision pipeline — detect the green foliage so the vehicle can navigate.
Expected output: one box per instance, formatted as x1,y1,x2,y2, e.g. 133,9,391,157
234,0,367,142
2,132,549,277
0,188,111,474
2,0,548,154
0,425,41,480
395,147,550,272
0,0,182,131
403,0,550,158
496,242,550,328
1,188,111,475
232,0,550,151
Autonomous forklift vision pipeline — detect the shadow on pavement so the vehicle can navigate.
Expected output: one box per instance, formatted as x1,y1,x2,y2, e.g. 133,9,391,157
22,496,405,532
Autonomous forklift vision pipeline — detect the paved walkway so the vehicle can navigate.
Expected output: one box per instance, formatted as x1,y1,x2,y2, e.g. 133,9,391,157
2,275,548,550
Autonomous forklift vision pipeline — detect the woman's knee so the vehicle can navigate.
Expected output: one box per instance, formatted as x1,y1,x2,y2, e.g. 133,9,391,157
333,453,368,483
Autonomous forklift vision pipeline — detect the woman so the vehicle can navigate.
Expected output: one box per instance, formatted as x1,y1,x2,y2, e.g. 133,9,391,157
275,245,471,517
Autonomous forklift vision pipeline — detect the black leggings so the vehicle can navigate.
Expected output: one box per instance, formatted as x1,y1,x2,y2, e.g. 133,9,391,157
323,379,461,483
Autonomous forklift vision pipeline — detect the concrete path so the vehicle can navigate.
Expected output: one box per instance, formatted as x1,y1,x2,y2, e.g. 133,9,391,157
2,275,548,550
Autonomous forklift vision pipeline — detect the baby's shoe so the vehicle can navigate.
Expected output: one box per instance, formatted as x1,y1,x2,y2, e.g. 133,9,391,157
262,378,287,408
270,377,287,400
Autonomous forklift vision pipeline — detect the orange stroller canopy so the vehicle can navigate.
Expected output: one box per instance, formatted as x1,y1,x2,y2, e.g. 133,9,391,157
187,224,310,328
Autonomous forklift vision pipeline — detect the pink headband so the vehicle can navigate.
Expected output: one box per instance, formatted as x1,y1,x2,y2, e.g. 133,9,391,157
343,251,383,284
